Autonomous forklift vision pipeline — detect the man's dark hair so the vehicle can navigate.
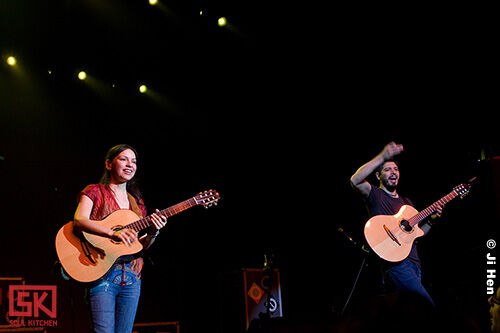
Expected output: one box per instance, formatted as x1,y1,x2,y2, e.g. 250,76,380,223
375,159,399,174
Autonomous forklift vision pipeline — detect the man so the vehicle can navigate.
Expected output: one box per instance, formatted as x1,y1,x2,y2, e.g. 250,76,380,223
350,142,442,307
490,286,500,332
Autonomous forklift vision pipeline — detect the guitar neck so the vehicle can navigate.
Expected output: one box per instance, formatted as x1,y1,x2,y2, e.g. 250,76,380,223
125,197,198,232
408,189,460,227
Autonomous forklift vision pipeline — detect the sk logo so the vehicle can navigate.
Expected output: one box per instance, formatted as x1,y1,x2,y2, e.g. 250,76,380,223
9,285,57,319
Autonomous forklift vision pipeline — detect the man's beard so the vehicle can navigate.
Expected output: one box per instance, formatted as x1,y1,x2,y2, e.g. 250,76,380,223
383,179,398,192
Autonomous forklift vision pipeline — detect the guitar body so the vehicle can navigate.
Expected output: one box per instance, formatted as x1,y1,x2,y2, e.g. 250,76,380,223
55,210,143,283
364,205,424,262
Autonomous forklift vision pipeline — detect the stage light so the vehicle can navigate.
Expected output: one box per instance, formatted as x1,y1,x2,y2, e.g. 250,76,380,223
149,0,158,5
7,56,16,66
139,85,147,93
78,71,87,80
218,17,227,27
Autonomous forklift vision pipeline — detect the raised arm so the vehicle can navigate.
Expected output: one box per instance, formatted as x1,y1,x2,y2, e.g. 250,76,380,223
350,142,404,197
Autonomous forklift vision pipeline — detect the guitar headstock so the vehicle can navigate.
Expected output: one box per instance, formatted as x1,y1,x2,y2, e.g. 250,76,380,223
194,190,220,208
454,177,476,199
453,183,471,199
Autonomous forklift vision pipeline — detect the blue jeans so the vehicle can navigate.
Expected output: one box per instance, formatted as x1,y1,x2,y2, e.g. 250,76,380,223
385,259,435,307
88,279,141,333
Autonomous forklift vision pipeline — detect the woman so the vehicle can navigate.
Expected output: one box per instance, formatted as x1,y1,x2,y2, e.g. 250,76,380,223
73,144,167,333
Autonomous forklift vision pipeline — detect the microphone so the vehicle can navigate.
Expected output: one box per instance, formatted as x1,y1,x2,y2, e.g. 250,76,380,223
338,227,370,253
338,227,357,245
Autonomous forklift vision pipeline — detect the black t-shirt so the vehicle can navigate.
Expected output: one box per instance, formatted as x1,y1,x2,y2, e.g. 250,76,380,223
365,186,421,267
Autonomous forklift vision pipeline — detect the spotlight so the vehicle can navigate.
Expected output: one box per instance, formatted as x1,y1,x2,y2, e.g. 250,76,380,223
139,85,147,93
78,71,87,80
149,0,158,5
218,17,227,27
7,56,16,66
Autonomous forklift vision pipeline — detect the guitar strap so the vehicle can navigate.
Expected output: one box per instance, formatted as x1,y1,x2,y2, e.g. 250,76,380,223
128,193,143,218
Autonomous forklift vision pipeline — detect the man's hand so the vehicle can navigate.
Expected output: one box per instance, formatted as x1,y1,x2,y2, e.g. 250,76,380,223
431,202,444,219
382,142,404,161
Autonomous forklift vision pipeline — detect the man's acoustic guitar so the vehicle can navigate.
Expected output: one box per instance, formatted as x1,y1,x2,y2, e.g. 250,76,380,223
364,180,473,262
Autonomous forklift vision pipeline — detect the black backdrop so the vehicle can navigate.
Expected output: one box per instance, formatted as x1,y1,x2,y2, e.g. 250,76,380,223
1,1,498,332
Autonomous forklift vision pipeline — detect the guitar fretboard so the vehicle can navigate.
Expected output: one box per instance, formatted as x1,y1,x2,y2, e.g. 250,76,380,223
408,189,460,227
124,197,197,232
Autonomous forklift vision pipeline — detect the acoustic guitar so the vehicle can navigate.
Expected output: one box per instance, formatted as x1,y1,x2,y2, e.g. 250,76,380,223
364,181,473,262
55,190,220,282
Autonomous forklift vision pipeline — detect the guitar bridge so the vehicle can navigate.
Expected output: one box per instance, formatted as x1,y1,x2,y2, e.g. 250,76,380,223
80,238,97,264
383,225,401,246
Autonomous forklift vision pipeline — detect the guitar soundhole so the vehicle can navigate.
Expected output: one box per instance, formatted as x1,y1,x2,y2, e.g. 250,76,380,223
400,220,413,232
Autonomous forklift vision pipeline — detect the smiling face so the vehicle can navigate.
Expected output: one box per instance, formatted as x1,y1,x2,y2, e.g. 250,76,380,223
106,148,137,184
376,161,400,191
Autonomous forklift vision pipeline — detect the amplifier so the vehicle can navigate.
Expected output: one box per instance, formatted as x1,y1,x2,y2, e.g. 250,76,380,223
0,278,26,330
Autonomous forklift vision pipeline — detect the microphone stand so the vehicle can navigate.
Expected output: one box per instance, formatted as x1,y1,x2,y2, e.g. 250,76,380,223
259,252,275,319
338,227,370,316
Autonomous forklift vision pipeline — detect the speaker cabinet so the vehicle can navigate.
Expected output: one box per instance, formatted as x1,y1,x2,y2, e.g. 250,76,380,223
219,268,282,333
0,277,26,329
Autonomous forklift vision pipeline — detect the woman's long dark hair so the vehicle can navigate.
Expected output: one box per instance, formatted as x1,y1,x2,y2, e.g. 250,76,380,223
99,144,142,200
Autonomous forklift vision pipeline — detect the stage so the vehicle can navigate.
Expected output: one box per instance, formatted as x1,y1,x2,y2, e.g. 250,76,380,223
0,1,498,332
